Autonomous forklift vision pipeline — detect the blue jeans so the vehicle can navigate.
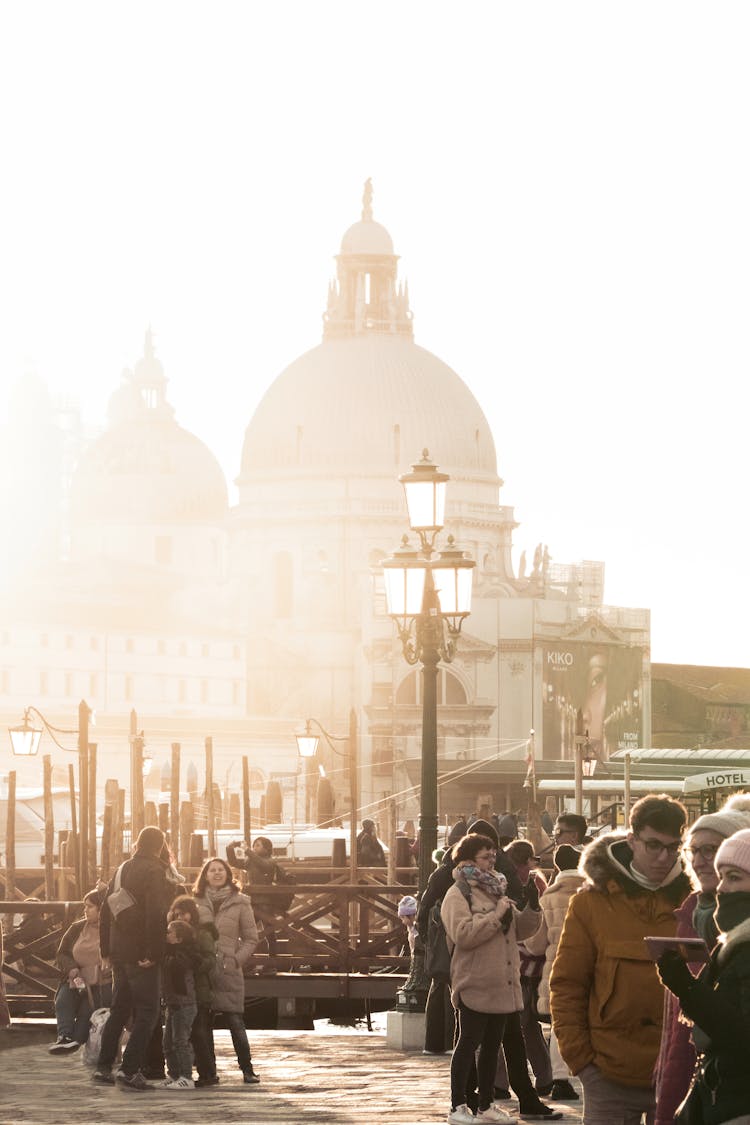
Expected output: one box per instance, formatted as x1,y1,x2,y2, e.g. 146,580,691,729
98,962,161,1076
164,1003,196,1080
55,981,110,1043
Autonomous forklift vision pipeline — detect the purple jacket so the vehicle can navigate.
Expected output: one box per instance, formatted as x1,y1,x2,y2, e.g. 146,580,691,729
653,891,703,1125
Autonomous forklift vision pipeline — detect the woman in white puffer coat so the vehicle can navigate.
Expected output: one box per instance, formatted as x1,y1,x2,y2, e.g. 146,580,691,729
523,843,584,1101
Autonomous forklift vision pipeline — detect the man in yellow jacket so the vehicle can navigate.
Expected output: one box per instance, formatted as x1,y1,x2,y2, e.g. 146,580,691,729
550,794,691,1125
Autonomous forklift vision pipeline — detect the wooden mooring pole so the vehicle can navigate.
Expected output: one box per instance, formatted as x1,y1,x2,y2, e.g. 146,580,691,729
43,755,54,901
170,743,180,853
87,743,97,889
205,737,216,858
5,770,16,902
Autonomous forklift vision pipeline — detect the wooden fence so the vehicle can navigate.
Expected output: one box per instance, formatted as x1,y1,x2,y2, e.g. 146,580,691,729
0,881,413,1017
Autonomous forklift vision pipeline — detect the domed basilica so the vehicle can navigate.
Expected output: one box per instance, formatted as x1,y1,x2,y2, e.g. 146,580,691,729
0,184,649,827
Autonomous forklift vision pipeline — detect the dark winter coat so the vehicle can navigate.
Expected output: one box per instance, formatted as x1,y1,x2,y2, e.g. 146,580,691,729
100,852,174,965
55,918,111,984
162,942,200,1007
446,820,468,847
356,829,386,867
194,920,219,1007
227,844,294,911
550,831,692,1088
676,917,750,1125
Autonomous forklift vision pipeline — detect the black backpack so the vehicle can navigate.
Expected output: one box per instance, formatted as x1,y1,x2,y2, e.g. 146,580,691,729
424,901,452,981
423,880,475,981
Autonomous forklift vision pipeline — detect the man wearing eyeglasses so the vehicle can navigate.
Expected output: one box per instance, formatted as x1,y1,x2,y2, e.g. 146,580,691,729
549,794,691,1125
551,814,588,847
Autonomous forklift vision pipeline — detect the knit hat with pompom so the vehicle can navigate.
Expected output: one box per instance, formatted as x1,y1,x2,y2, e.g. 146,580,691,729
715,827,750,877
397,895,418,917
690,793,750,840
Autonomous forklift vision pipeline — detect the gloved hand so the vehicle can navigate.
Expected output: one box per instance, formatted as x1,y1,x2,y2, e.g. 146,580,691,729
524,879,540,911
495,897,513,933
656,949,695,998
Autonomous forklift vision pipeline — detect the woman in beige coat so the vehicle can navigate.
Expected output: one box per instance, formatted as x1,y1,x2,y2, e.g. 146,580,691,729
523,843,584,1100
193,857,259,1084
441,833,542,1125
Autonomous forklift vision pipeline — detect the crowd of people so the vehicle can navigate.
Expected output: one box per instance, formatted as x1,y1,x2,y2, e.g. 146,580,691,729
428,796,750,1125
48,825,261,1090
38,796,750,1123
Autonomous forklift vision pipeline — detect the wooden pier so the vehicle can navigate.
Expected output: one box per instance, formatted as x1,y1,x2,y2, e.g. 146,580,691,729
1,885,411,1024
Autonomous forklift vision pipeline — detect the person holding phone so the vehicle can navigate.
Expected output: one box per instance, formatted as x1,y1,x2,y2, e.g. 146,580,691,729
654,794,750,1125
657,826,750,1125
441,832,542,1124
550,794,691,1125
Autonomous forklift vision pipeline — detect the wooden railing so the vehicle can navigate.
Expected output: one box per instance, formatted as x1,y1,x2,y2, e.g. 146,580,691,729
0,882,413,1015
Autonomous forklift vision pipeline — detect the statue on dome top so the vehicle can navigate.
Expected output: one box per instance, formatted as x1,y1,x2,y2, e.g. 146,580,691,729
362,177,373,222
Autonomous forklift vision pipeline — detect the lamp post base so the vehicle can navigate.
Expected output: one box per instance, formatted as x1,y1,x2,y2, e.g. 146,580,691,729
386,1008,427,1051
395,941,430,1013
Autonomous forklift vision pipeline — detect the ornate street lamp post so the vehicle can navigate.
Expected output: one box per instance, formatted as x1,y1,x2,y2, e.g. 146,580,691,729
382,451,475,894
295,710,359,883
574,707,597,815
8,699,92,895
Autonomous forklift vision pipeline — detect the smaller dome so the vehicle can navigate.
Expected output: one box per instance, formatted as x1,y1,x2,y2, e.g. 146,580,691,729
340,218,394,256
71,420,228,525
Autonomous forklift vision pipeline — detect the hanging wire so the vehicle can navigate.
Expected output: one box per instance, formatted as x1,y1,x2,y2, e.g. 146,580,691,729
353,737,530,822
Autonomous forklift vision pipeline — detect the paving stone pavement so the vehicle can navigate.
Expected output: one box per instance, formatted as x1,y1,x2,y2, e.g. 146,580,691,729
0,1026,584,1125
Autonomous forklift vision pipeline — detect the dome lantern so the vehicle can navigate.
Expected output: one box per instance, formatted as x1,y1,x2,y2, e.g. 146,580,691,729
323,179,413,341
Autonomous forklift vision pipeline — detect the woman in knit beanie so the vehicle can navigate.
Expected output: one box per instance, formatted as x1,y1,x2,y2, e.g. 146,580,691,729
657,825,750,1125
397,895,418,955
687,794,750,946
654,794,750,1125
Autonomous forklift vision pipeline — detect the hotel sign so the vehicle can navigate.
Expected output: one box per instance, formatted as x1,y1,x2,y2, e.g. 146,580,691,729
683,771,750,794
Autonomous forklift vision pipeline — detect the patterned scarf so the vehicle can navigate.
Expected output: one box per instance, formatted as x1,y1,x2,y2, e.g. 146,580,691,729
455,862,508,899
205,885,233,914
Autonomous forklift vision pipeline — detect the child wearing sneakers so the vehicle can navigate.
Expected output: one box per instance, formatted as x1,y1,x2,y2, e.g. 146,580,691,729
167,895,220,1087
161,919,201,1090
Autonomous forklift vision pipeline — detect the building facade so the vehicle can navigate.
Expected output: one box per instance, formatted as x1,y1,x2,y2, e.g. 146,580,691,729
0,186,650,833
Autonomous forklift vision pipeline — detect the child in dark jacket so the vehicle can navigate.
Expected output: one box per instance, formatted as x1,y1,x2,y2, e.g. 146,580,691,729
161,920,201,1089
168,895,220,1087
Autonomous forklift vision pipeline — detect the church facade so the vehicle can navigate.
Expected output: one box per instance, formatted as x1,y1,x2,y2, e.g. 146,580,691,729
0,186,650,833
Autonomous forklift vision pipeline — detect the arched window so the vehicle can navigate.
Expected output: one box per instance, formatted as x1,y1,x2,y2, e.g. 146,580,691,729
395,669,468,705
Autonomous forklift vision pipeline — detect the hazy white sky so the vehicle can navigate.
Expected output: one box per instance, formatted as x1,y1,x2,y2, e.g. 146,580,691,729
1,1,748,668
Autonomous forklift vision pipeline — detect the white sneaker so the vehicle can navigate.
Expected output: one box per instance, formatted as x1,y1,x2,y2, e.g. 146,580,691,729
448,1107,475,1124
477,1106,518,1124
164,1076,195,1089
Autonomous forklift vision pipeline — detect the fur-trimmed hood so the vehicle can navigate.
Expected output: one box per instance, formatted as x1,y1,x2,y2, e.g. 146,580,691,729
717,916,750,966
580,830,692,904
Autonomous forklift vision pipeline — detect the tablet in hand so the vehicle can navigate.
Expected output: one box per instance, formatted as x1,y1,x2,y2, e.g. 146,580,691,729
644,936,710,963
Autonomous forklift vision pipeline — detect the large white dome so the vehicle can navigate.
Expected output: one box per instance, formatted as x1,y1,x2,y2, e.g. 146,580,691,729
238,335,499,492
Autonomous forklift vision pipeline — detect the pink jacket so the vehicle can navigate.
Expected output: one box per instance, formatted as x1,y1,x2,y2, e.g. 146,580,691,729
653,891,702,1125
